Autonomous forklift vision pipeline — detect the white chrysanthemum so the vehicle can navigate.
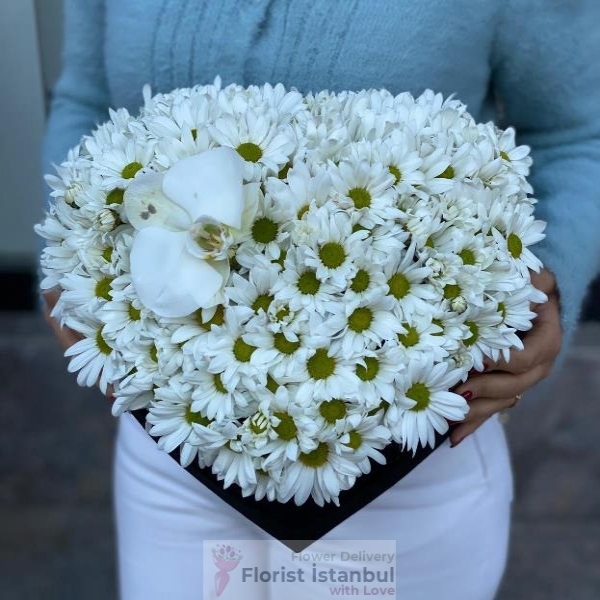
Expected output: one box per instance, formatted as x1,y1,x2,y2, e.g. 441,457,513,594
277,437,362,506
329,158,399,227
337,412,391,473
300,206,368,288
319,295,402,358
62,316,127,394
386,356,469,452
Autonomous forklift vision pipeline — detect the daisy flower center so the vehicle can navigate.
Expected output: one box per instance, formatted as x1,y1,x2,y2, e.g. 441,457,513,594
431,318,444,336
507,233,523,258
249,411,269,435
398,325,419,347
251,217,279,244
128,304,141,321
459,248,476,265
233,338,256,363
95,277,113,301
438,165,455,179
498,302,507,320
236,142,263,163
389,165,402,184
195,305,225,330
345,430,363,450
184,406,211,426
348,187,371,209
102,247,113,262
297,270,321,295
95,330,112,355
350,269,370,293
319,399,347,423
266,375,280,393
121,162,143,179
356,356,380,381
213,373,227,394
319,242,346,269
406,382,431,411
149,344,158,363
348,307,373,333
273,332,301,355
388,273,410,300
297,205,309,220
307,348,336,380
278,162,291,179
444,284,461,300
106,188,124,205
252,294,273,314
299,442,329,467
464,321,479,347
273,411,298,440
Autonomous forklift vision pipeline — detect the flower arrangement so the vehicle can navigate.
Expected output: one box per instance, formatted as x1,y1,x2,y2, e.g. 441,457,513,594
36,79,546,506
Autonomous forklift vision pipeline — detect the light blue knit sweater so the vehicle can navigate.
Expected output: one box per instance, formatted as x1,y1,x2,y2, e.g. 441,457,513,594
43,0,600,346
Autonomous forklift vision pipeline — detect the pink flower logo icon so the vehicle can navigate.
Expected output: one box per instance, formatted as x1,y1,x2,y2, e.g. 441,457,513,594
212,544,243,596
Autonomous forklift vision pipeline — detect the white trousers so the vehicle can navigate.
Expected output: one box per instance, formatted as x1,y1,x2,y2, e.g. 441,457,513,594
114,413,513,600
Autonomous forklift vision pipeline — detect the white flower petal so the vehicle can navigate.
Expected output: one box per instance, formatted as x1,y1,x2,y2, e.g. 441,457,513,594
123,172,191,230
162,147,245,228
130,227,224,317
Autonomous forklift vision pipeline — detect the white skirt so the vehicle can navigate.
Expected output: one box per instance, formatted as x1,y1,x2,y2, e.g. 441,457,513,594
114,412,513,600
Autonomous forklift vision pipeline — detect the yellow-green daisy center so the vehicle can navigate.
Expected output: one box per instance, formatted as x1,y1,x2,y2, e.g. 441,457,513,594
319,399,347,423
251,294,273,314
299,442,329,467
444,284,461,300
307,348,336,380
438,165,455,179
95,277,113,301
236,142,262,162
348,187,371,209
273,411,297,441
106,188,125,205
95,330,111,356
350,269,370,293
251,217,278,244
356,356,380,381
389,165,402,183
464,321,479,347
195,305,225,331
388,273,410,299
213,373,227,394
185,406,211,426
348,307,373,333
319,242,346,269
345,430,363,450
398,325,420,347
273,332,300,355
507,233,523,259
298,270,321,295
121,162,143,179
128,304,141,321
459,248,476,265
407,382,431,411
233,338,256,363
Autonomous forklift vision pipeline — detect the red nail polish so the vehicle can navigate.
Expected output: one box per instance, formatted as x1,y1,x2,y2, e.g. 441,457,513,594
461,390,473,401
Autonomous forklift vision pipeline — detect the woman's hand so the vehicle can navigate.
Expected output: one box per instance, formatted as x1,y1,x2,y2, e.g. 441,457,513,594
450,268,562,447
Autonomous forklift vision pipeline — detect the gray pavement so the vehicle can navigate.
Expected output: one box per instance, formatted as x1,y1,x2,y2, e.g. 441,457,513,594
1,313,599,599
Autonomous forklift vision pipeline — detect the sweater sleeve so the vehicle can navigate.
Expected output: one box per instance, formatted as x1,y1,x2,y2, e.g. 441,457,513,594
42,0,111,177
491,0,600,348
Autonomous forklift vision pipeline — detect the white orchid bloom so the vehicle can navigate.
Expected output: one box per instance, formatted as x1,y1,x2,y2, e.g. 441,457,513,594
124,147,258,317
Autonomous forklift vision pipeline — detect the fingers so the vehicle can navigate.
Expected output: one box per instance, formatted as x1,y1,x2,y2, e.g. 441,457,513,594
530,268,557,296
449,396,519,446
454,364,544,402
